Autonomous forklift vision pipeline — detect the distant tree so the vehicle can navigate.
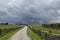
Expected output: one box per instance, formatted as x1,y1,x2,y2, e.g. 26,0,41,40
42,24,48,27
5,22,8,25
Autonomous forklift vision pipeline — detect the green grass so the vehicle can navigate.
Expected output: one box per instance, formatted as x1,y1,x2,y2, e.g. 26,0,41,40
28,28,44,40
0,24,20,29
0,28,21,40
0,24,23,40
29,24,60,34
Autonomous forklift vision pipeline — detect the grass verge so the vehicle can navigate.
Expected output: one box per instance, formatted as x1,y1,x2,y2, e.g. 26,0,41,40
29,24,60,34
28,28,44,40
0,28,22,40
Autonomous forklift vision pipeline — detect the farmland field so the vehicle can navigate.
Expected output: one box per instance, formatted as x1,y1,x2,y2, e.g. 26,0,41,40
28,24,60,34
0,24,21,29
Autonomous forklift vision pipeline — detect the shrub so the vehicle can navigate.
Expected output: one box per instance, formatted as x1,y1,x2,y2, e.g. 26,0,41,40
4,23,8,25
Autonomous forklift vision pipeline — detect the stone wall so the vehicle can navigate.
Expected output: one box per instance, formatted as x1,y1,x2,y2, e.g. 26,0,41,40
0,27,21,37
29,26,60,40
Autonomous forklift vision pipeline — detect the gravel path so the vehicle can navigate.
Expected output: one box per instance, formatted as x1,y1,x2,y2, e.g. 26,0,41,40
7,26,31,40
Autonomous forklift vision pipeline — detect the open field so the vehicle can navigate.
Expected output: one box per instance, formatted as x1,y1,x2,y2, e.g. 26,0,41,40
0,24,21,29
29,24,60,34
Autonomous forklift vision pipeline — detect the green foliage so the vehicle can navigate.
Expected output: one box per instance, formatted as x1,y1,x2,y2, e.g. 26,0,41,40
4,22,8,25
28,28,44,40
0,22,8,25
0,24,20,29
42,23,60,28
0,24,22,39
29,24,60,34
0,28,21,40
49,30,52,33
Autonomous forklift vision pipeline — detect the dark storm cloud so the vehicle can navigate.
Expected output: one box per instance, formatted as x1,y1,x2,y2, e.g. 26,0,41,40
0,0,60,24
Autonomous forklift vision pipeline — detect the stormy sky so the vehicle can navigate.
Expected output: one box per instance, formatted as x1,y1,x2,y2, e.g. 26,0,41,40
0,0,60,24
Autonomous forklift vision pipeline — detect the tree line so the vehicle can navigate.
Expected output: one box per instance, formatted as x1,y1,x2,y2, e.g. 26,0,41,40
0,22,8,25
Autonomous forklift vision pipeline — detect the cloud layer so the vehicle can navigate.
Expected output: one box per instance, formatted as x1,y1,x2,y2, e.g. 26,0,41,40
0,0,60,24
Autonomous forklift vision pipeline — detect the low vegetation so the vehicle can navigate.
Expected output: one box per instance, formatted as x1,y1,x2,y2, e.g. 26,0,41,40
42,23,60,28
0,28,21,40
29,24,60,34
28,28,44,40
0,23,23,40
0,24,20,29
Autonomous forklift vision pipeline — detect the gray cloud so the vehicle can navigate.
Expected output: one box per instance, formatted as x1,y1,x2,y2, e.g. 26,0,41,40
0,0,60,24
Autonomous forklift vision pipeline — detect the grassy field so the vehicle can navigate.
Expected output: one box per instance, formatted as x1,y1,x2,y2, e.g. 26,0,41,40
0,28,21,40
0,24,23,40
28,28,44,40
0,24,20,29
29,24,60,34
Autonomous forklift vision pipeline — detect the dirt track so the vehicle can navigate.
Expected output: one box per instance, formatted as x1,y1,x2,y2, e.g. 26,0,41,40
7,26,31,40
